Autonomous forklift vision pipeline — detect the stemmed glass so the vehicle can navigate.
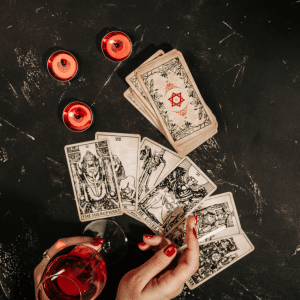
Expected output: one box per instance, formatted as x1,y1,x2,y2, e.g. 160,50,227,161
36,219,127,300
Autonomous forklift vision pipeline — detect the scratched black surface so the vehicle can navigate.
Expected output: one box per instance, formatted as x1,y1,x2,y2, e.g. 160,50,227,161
0,0,300,299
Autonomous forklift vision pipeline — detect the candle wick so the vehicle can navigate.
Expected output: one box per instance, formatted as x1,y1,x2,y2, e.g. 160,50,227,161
113,43,120,48
61,59,67,66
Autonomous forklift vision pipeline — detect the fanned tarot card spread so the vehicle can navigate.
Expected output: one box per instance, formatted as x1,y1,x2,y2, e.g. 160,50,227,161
135,50,218,149
186,232,254,290
166,192,242,245
137,157,217,235
95,133,140,213
65,140,123,222
138,137,181,200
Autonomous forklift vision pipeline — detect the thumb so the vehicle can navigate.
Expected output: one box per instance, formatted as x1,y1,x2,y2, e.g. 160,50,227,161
134,244,177,288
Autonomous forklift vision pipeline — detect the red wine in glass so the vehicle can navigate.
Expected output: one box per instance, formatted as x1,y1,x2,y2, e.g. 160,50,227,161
47,50,78,81
62,102,93,132
37,245,107,300
102,31,132,62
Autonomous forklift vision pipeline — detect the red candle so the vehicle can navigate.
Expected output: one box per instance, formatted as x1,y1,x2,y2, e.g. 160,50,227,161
47,50,78,81
102,31,132,62
63,102,93,132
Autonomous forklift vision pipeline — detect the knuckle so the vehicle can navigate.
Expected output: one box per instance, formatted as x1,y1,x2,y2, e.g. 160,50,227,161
152,255,166,269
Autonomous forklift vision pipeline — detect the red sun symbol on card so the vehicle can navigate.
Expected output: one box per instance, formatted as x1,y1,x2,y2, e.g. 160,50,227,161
168,92,185,107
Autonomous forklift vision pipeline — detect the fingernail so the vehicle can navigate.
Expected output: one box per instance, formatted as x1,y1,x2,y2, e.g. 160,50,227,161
92,237,105,246
195,216,198,226
193,228,197,239
138,242,146,247
164,244,176,257
143,234,153,239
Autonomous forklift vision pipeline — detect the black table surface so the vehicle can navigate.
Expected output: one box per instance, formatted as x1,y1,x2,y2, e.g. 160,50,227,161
1,0,300,299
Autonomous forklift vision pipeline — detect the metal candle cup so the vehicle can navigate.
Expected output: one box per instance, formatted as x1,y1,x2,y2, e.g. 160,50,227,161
62,102,93,132
47,50,78,81
101,31,132,62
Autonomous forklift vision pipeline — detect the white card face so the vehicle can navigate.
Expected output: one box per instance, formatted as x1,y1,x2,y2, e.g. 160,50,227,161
95,133,140,212
186,232,254,290
64,140,123,222
138,138,182,200
166,192,242,245
136,50,217,146
137,157,217,235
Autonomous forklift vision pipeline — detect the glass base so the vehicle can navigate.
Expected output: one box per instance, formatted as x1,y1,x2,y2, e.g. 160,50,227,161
83,219,128,265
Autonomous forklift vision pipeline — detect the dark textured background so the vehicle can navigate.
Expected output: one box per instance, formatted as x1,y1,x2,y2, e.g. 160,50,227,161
1,0,300,299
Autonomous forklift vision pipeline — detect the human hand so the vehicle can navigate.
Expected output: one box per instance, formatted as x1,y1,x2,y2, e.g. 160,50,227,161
115,216,199,300
34,236,104,299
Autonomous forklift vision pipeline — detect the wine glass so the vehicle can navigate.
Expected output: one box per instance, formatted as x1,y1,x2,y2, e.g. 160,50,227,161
83,219,128,265
36,244,107,300
36,219,127,299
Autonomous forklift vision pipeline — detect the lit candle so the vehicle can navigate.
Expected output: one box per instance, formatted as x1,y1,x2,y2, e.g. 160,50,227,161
102,31,132,62
62,102,93,132
47,50,78,81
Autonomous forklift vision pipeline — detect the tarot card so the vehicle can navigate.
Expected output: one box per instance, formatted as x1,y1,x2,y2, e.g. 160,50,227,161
65,139,123,222
138,137,181,200
126,50,165,121
137,157,217,235
166,192,242,245
95,132,140,212
186,231,254,289
136,50,218,148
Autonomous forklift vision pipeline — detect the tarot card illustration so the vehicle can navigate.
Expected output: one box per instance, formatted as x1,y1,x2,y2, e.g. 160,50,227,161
65,140,123,222
166,192,242,245
186,232,254,289
137,157,217,235
138,138,181,200
95,133,140,212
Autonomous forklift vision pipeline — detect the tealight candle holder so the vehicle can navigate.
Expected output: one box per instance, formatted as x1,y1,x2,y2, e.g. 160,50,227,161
62,102,93,132
47,50,78,81
101,31,132,62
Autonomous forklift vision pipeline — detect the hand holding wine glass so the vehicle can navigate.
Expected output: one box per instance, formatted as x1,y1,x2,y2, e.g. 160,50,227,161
34,236,106,300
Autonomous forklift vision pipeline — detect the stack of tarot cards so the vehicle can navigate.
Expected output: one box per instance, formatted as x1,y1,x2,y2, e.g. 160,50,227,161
124,49,218,158
64,133,254,290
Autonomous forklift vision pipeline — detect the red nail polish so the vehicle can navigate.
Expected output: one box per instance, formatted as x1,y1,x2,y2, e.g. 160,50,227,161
195,216,198,226
92,237,105,246
138,242,146,247
193,228,197,239
164,244,176,257
143,234,153,239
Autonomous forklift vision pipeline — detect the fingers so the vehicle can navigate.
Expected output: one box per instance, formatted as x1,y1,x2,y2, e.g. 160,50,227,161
171,216,199,281
132,243,177,288
138,234,172,251
149,216,199,296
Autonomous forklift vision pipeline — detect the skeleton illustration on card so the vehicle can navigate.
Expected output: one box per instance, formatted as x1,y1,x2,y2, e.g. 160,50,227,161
95,133,140,212
186,232,254,289
65,140,123,221
166,192,242,245
137,157,217,235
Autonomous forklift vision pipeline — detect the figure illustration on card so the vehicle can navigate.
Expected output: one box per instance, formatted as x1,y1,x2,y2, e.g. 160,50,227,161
139,163,209,232
66,142,120,215
112,154,136,205
138,146,166,198
195,203,234,237
192,238,239,284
